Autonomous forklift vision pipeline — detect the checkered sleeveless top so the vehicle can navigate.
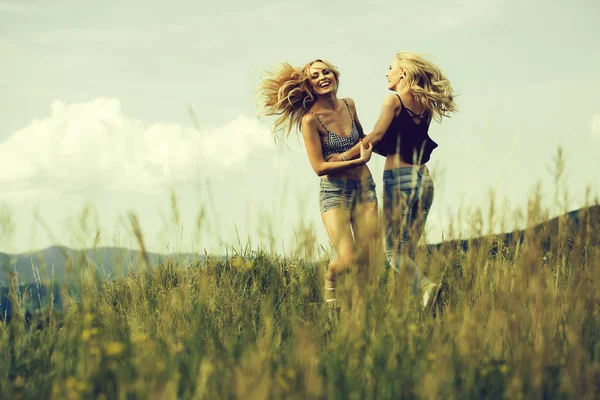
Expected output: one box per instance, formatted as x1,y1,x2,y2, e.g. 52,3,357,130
309,99,360,160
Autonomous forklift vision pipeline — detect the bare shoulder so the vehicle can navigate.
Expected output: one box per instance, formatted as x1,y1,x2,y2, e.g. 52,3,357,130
302,112,317,126
382,93,400,107
343,98,359,115
301,112,319,134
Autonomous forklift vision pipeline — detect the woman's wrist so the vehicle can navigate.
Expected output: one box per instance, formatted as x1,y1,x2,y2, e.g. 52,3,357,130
341,153,347,161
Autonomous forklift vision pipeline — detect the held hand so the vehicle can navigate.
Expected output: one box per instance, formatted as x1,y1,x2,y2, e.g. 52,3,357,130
358,140,373,163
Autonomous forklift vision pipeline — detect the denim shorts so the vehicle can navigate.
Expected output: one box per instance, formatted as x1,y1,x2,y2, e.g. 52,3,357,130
382,166,434,254
319,176,378,214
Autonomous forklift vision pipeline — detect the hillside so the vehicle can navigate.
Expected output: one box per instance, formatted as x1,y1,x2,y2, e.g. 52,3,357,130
1,204,598,286
0,245,203,285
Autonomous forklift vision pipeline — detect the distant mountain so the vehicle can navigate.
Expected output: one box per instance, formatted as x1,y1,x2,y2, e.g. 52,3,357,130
427,204,600,255
1,204,598,286
0,245,205,285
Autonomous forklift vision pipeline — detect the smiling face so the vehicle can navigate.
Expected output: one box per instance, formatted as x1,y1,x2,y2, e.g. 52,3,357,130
308,61,338,96
386,58,405,91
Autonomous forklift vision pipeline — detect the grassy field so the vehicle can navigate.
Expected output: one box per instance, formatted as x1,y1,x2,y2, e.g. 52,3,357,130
1,194,600,399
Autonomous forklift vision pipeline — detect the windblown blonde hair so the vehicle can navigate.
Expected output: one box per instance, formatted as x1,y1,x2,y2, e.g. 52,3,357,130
396,52,457,123
257,59,340,142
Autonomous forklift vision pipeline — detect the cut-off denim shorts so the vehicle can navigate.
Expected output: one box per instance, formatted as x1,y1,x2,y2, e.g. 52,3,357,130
319,176,378,214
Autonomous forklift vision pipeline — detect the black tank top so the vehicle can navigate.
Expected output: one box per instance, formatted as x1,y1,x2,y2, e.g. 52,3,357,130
373,94,438,164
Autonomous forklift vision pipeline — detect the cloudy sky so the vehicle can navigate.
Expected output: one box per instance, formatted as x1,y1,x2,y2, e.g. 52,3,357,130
1,0,599,256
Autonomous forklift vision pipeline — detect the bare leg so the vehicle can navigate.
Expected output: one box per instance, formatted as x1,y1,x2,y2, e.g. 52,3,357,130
351,201,380,280
321,207,355,307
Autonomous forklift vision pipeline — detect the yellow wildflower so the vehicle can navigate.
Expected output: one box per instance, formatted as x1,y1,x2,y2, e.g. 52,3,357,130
173,343,184,353
104,342,125,356
65,377,77,391
14,376,25,387
156,360,166,372
82,327,99,341
84,313,94,324
231,256,254,271
131,333,148,344
231,257,244,269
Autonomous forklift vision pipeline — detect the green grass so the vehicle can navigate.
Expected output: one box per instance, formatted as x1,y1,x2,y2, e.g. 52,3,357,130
1,190,600,399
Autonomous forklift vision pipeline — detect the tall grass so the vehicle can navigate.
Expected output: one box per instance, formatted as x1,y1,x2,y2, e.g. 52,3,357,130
1,165,599,399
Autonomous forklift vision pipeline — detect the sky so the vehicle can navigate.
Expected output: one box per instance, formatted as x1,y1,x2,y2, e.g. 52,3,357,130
1,0,599,256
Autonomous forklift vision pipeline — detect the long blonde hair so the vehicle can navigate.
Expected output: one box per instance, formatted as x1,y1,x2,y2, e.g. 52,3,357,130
257,59,340,142
396,52,457,123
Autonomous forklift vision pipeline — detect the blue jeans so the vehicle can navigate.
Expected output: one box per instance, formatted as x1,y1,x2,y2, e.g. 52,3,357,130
383,166,434,295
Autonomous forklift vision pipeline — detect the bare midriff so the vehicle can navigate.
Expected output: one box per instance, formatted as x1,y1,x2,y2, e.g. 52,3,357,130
324,164,373,181
384,153,422,170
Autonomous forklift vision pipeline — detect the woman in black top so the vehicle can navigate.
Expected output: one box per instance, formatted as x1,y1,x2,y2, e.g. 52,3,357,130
328,52,457,310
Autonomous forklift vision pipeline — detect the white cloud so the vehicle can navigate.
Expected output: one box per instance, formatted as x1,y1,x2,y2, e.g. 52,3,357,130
0,97,273,195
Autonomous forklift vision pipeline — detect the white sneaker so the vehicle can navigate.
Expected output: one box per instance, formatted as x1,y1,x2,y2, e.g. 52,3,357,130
422,283,441,310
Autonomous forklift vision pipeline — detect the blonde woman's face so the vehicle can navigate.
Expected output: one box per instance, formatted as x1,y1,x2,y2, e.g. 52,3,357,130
308,62,337,96
386,59,404,91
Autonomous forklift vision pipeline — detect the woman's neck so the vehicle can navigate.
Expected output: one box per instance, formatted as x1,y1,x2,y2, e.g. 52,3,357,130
313,93,338,112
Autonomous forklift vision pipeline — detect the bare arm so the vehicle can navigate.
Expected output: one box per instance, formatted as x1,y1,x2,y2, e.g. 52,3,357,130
352,99,366,140
301,113,371,176
330,94,399,161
